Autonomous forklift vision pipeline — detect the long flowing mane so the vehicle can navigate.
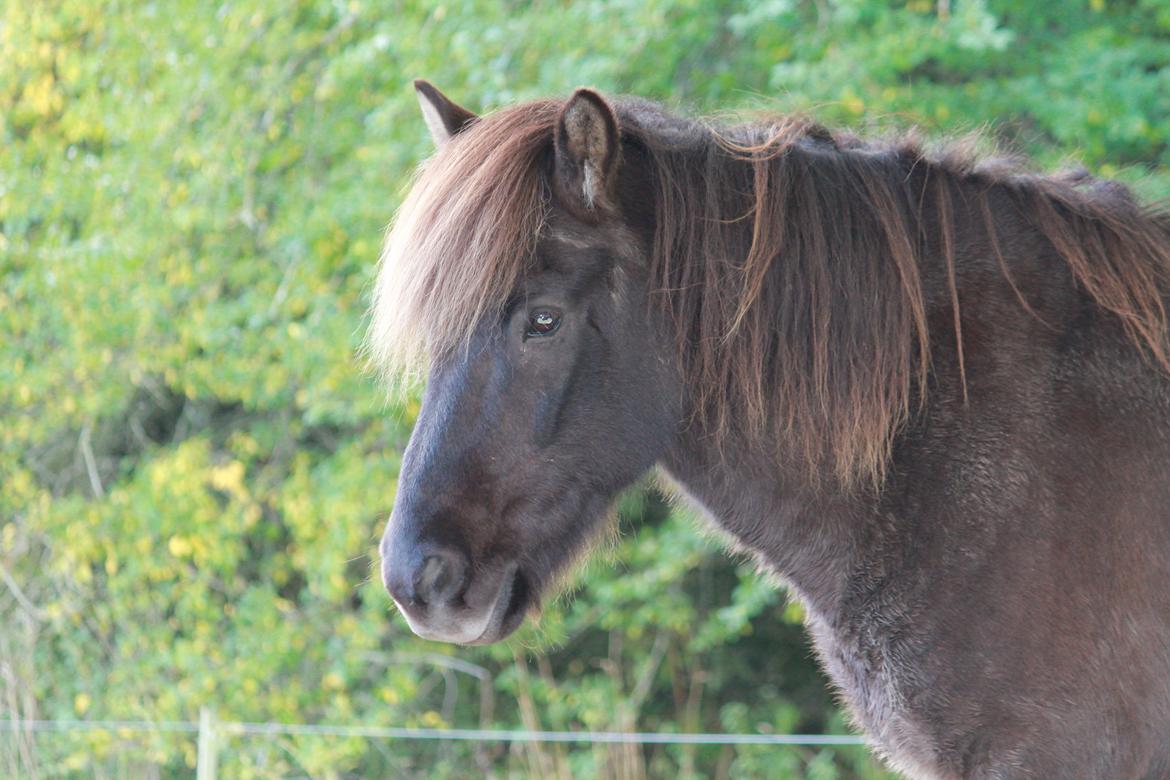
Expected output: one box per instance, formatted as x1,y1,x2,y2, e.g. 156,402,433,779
369,95,1170,487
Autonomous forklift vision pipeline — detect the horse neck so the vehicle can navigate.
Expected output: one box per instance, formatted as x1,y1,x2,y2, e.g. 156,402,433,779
657,431,872,621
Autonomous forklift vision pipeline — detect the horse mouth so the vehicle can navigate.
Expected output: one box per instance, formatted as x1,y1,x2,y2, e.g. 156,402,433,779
469,567,531,645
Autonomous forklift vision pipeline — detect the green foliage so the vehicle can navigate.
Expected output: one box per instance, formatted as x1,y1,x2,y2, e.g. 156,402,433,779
2,0,1166,777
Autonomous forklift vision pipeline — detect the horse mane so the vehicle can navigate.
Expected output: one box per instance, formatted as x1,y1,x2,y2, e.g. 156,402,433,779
369,95,1170,488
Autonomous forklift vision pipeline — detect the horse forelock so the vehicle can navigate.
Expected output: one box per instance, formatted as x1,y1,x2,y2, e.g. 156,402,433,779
367,100,561,385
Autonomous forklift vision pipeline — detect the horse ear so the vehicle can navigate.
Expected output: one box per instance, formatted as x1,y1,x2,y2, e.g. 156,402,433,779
553,88,620,214
414,79,477,147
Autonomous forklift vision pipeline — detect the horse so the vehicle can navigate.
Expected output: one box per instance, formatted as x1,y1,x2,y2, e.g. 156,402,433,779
368,80,1170,779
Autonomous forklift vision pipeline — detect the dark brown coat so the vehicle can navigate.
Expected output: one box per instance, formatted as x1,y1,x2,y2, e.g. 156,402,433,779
371,83,1170,778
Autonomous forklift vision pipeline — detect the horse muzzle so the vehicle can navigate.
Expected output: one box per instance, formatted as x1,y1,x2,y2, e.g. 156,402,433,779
380,527,530,645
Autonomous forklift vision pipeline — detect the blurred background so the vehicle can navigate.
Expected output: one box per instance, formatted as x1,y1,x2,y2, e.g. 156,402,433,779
3,1,1168,778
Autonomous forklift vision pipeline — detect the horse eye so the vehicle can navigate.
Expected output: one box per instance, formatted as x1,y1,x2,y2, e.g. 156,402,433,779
526,309,561,337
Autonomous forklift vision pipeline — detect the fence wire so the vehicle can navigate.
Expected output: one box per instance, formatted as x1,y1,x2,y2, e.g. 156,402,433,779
2,718,866,746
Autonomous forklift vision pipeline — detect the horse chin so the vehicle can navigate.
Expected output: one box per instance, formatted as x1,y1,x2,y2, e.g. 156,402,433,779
465,568,533,645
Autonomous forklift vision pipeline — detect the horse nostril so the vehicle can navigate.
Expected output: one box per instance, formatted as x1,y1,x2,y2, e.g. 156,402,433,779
383,565,418,608
412,549,467,607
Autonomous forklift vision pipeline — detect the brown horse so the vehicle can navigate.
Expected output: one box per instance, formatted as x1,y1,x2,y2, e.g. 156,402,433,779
369,81,1170,778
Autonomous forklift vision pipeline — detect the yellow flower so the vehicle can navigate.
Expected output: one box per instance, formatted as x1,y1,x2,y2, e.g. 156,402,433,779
168,536,192,557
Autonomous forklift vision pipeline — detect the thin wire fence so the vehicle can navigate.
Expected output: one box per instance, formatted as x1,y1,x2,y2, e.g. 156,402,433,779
3,714,875,779
4,717,866,745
